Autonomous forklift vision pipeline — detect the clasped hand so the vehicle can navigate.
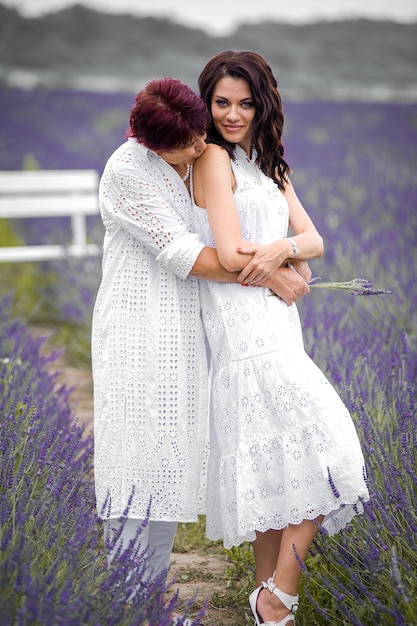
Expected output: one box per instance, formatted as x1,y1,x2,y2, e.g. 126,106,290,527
237,242,311,306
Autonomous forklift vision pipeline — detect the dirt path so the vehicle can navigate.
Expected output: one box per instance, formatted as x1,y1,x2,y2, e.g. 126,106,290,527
36,329,244,625
167,552,240,625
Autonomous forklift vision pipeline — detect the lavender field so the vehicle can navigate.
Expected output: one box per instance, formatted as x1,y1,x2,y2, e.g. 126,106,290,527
0,86,416,624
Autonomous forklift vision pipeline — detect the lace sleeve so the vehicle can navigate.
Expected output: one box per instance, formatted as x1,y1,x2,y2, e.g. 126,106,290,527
100,156,204,277
156,233,205,278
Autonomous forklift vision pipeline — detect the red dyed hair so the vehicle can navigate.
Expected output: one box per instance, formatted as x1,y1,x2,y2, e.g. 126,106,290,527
127,77,210,151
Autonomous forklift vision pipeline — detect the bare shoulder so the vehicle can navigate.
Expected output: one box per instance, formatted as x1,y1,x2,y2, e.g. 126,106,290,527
195,143,230,171
204,143,227,156
193,143,235,205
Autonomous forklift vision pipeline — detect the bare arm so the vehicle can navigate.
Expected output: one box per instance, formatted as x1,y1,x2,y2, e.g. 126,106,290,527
190,247,310,305
189,246,240,282
237,178,323,284
192,145,314,302
193,144,255,272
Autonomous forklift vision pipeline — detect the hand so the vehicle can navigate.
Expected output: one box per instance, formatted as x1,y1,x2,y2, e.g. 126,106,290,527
259,264,310,306
237,241,289,284
288,259,312,284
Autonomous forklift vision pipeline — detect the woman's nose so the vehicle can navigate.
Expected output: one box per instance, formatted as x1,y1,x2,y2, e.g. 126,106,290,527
226,106,239,121
195,138,206,154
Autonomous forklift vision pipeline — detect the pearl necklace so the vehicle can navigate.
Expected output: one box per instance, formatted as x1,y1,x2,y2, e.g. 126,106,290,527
182,164,190,182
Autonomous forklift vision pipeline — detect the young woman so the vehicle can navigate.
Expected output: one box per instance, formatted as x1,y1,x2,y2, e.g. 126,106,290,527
192,51,370,625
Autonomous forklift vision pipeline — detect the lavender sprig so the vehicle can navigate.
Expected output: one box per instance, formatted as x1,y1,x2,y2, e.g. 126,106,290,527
309,277,392,296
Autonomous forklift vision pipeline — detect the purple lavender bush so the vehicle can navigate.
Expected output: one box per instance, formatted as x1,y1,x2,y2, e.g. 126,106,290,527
0,296,199,625
1,89,416,367
280,102,417,624
0,87,416,623
225,101,416,622
296,327,417,625
224,314,417,625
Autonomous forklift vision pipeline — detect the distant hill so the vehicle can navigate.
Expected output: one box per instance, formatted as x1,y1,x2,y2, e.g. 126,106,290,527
0,3,416,100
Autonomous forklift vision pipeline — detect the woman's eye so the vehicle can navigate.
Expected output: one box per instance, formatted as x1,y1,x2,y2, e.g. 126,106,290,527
242,101,254,108
215,99,228,107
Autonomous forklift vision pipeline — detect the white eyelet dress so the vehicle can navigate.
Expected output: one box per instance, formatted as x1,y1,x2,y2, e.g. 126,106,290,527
92,138,209,523
192,146,370,549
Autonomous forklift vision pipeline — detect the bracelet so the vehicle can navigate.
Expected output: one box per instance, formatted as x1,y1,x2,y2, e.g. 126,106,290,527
287,237,299,258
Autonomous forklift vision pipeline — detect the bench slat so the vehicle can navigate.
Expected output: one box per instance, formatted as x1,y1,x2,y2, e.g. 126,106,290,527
0,196,99,218
0,170,99,193
0,169,101,262
0,244,101,263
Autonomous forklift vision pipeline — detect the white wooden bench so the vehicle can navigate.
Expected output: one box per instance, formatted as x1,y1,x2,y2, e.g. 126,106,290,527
0,169,101,262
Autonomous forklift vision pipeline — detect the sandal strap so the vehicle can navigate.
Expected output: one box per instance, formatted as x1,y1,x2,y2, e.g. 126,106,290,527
265,577,299,614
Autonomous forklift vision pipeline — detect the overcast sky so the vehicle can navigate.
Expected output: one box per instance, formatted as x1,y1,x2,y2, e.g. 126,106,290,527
3,0,417,35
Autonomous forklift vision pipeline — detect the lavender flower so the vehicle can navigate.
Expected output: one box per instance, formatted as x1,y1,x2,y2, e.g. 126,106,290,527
1,87,416,624
308,277,392,296
0,296,196,625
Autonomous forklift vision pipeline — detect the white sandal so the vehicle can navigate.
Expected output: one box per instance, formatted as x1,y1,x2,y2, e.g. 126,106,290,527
249,583,265,625
249,576,299,626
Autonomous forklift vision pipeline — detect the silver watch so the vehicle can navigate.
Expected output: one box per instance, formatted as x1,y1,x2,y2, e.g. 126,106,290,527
288,237,299,257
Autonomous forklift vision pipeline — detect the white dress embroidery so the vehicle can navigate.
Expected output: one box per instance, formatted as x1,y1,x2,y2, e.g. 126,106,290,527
92,138,208,522
192,146,370,549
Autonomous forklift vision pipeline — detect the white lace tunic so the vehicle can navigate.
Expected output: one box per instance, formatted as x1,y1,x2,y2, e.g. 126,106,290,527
192,146,370,548
92,138,208,522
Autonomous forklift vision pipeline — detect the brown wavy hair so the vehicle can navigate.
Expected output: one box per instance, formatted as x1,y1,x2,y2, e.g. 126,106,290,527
127,77,210,151
198,50,290,190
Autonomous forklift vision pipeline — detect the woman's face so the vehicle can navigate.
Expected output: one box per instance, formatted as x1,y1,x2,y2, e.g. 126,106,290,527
210,76,255,154
157,133,207,166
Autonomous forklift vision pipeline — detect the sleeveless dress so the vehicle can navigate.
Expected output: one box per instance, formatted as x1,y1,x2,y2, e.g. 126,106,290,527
192,145,370,549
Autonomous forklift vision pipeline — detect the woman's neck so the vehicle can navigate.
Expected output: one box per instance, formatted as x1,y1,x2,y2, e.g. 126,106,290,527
171,163,190,182
237,141,252,158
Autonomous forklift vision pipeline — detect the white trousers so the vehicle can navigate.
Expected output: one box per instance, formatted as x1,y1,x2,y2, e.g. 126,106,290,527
104,518,178,581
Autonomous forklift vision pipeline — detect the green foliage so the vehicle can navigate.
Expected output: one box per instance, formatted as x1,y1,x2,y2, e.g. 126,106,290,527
222,544,256,610
174,516,218,554
21,153,41,170
0,249,101,366
93,109,128,134
0,259,44,322
0,219,22,247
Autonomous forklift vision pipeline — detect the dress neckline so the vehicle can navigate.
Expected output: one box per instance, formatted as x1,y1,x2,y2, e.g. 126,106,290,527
235,143,256,164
